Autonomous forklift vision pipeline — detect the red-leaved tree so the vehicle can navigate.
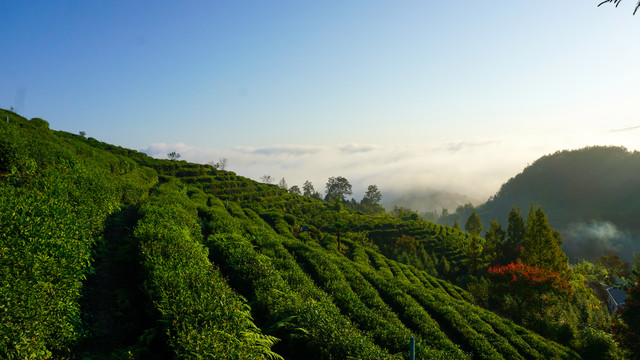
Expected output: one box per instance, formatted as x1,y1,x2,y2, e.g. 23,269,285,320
488,262,571,322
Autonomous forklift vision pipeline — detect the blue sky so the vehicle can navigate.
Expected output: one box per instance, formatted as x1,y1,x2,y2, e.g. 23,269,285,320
2,1,639,205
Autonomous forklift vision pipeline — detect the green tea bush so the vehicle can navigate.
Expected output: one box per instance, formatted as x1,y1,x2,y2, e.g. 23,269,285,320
135,182,281,359
0,166,120,358
204,212,396,360
0,122,26,173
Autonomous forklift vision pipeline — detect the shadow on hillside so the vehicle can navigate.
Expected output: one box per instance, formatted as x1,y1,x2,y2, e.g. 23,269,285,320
74,206,167,359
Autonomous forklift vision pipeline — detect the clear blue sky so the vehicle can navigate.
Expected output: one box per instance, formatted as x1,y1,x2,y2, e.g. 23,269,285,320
2,1,639,203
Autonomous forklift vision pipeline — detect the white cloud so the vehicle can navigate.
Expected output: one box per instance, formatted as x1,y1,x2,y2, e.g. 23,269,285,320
338,143,379,154
608,124,640,133
142,142,195,158
238,145,324,156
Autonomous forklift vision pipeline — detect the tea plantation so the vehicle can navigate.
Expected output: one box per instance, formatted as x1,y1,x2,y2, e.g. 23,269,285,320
0,108,582,359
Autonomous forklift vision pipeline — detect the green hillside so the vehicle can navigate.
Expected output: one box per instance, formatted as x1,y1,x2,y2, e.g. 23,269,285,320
439,146,640,262
0,109,588,359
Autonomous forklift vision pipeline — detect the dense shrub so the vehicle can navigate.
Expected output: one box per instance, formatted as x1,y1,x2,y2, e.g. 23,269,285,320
577,327,619,360
0,122,26,173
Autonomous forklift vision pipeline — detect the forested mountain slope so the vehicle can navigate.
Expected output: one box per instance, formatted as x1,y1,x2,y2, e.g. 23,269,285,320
440,146,640,261
1,108,580,359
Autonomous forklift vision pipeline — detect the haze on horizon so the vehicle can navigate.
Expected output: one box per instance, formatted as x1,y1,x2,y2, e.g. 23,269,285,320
2,1,639,206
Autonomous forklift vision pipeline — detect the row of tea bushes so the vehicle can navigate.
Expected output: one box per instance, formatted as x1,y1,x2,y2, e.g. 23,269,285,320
134,181,281,359
200,200,399,360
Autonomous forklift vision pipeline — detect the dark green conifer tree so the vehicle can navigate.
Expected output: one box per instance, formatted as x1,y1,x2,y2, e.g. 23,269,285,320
453,219,461,230
504,207,526,264
465,210,483,236
484,219,505,265
466,234,486,273
439,256,450,276
522,206,569,273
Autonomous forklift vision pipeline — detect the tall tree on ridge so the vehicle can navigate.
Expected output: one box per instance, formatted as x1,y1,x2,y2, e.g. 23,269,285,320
303,180,315,197
325,176,352,202
361,185,382,207
278,178,288,190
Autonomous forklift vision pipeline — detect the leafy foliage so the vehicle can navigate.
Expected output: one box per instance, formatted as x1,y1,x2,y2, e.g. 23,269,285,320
488,263,572,320
324,176,352,202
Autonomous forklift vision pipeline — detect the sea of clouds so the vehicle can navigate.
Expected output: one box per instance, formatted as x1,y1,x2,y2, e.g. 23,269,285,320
141,139,536,205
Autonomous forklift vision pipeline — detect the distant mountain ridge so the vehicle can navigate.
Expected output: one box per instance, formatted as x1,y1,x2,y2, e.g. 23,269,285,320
442,146,640,261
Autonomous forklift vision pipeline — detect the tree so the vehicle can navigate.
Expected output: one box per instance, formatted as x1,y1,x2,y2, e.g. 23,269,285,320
324,176,352,202
167,151,181,161
395,234,418,254
504,207,526,264
466,234,486,273
302,180,322,199
598,254,631,280
330,221,348,252
208,158,229,170
390,206,419,221
438,256,450,276
361,185,382,206
484,219,506,265
522,206,569,273
289,185,301,195
302,181,315,197
465,210,483,236
218,157,228,170
453,219,461,230
488,262,571,322
79,131,86,137
260,175,274,184
598,0,640,15
278,178,288,190
360,185,383,214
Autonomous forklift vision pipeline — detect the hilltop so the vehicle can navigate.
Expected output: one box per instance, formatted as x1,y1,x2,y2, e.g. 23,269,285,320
0,108,623,359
